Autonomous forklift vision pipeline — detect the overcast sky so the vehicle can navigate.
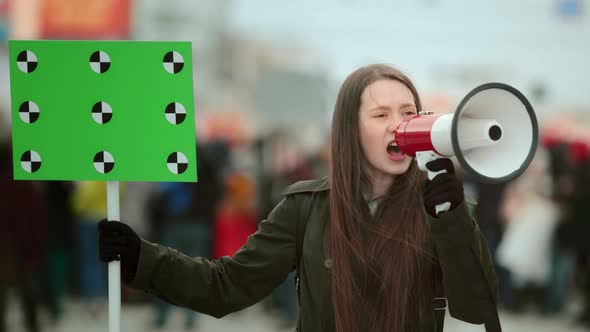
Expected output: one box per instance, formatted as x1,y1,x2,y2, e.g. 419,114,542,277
229,0,590,107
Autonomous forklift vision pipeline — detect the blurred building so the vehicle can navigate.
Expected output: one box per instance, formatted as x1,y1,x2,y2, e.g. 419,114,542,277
133,0,233,113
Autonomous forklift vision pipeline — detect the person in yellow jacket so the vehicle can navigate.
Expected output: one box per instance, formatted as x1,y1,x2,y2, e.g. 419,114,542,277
72,181,124,317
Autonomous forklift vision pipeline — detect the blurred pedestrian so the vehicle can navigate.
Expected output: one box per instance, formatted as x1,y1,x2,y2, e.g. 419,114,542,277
0,142,45,332
555,141,590,325
497,148,559,311
72,181,112,317
213,172,257,259
151,144,223,331
40,180,75,323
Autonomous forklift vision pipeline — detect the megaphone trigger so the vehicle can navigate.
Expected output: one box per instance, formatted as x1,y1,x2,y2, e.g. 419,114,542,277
416,151,443,175
416,151,451,215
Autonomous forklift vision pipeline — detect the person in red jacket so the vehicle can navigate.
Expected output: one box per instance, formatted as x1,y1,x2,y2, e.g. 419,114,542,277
213,173,258,259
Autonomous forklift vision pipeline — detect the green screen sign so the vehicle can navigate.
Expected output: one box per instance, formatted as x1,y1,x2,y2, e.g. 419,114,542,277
8,40,197,182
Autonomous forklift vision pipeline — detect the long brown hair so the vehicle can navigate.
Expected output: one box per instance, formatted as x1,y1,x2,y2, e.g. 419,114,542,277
329,64,432,331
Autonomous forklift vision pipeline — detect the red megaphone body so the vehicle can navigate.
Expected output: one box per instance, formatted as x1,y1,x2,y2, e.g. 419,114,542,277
394,113,445,157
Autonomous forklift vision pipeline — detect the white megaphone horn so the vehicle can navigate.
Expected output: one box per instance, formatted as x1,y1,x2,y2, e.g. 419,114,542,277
394,83,539,215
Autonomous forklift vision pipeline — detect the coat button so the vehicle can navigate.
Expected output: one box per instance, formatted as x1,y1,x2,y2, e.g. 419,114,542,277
324,258,333,269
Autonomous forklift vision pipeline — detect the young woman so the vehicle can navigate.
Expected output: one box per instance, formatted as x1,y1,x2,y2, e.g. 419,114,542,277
98,64,500,332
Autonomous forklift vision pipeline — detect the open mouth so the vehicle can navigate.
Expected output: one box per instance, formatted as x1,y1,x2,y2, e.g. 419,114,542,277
387,141,405,160
387,142,402,154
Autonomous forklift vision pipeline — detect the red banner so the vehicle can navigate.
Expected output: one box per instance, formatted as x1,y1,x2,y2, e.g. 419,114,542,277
0,0,9,15
40,0,130,39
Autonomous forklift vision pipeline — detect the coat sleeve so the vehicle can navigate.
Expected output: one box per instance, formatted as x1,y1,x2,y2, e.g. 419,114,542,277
429,200,499,325
129,195,298,318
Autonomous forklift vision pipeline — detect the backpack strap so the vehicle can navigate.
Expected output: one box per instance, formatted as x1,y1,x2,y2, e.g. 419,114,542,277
295,192,315,304
433,260,446,332
484,314,502,332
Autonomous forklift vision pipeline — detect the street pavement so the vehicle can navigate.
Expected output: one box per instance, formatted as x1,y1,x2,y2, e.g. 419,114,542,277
4,297,589,332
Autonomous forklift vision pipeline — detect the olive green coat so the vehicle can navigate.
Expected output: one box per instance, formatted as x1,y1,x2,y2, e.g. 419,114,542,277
129,177,499,331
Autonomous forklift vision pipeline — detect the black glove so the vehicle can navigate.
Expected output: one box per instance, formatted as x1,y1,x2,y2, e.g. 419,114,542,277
98,219,141,283
422,158,464,218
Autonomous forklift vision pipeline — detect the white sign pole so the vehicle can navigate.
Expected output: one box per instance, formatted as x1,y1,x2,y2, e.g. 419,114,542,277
106,181,121,332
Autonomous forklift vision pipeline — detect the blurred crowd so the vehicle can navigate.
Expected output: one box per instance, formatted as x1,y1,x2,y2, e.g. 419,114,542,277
2,121,590,331
464,128,590,326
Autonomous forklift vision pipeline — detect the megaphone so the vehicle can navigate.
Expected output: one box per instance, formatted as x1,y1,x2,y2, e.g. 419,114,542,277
394,83,538,215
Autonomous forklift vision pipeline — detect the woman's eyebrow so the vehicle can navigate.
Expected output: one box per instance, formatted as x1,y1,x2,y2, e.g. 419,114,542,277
369,105,391,112
398,103,417,110
369,103,416,112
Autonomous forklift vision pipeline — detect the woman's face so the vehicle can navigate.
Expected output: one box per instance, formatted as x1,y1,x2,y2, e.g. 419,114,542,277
358,79,417,183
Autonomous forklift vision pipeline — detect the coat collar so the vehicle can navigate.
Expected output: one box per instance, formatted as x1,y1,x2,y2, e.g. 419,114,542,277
280,177,330,196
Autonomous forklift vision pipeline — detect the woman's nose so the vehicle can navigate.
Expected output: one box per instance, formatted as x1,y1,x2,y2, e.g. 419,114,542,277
388,114,402,132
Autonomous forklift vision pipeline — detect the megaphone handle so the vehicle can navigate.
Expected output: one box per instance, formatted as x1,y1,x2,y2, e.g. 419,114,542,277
415,151,452,216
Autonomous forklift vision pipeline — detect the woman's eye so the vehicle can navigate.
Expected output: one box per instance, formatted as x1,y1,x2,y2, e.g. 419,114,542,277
375,113,387,118
403,110,416,116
